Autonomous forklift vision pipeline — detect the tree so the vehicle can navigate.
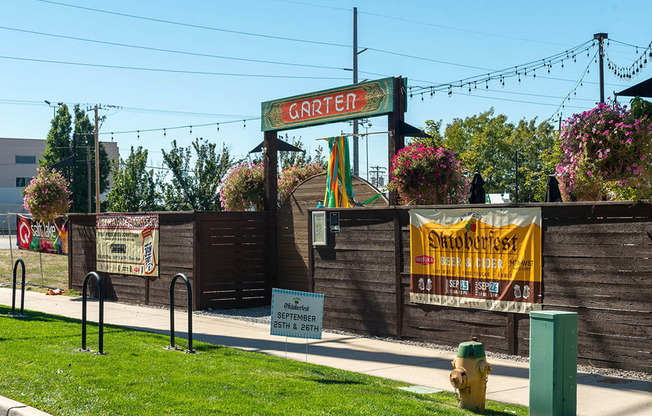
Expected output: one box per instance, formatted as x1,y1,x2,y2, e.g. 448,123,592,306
39,104,111,212
107,146,160,212
420,109,558,202
161,138,234,211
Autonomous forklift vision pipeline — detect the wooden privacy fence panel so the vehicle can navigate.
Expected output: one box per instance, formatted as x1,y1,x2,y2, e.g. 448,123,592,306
69,211,269,311
196,211,268,310
310,202,652,372
277,173,388,293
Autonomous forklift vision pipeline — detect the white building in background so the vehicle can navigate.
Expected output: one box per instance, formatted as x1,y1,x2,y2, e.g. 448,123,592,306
0,137,119,232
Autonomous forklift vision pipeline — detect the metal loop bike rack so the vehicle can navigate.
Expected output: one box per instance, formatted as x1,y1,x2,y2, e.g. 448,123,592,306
169,273,195,353
11,259,26,317
80,271,106,354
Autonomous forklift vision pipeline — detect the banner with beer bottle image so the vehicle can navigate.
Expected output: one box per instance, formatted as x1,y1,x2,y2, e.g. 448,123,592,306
409,208,542,313
96,214,159,277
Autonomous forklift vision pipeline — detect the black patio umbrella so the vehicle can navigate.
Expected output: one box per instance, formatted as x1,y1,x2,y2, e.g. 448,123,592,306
545,175,562,202
615,77,652,98
468,172,486,204
248,138,305,154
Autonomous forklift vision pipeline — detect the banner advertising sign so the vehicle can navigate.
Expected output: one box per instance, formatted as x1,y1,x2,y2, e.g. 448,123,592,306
262,77,397,131
16,214,68,255
270,288,324,339
96,214,159,277
410,208,542,313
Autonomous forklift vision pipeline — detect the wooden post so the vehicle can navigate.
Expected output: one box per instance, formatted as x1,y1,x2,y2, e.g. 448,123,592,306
387,76,405,205
264,130,278,298
394,209,403,339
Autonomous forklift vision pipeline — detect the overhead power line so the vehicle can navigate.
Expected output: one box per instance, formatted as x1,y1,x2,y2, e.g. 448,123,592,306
0,55,350,80
34,0,351,48
0,26,349,72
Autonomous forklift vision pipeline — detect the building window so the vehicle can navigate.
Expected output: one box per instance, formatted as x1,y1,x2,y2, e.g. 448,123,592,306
15,155,37,164
16,177,31,187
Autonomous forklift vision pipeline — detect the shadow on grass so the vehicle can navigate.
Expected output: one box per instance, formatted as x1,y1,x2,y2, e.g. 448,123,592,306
300,377,364,385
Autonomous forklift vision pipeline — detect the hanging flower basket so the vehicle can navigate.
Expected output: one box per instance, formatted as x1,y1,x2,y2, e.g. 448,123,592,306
387,144,468,205
556,101,652,201
22,167,71,222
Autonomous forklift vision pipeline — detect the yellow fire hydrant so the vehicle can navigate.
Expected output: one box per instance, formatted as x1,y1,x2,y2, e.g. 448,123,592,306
449,340,492,412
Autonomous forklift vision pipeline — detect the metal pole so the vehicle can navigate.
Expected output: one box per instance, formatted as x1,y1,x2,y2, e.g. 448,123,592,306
94,106,101,213
7,214,13,266
352,7,359,177
39,251,44,285
594,33,608,103
87,148,91,213
515,149,519,203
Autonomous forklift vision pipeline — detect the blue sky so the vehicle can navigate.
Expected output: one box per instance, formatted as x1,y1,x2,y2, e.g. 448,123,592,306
1,0,650,182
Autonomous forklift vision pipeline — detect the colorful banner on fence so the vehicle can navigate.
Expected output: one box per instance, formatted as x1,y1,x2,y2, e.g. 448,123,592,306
409,208,542,313
96,214,159,277
16,214,68,255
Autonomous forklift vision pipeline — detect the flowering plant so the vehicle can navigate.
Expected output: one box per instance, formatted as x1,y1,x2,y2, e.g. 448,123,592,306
220,161,326,211
22,167,71,222
556,101,652,201
278,162,325,203
387,144,468,205
219,162,265,211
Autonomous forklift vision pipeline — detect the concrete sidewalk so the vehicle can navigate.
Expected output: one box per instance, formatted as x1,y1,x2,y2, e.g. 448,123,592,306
1,288,650,416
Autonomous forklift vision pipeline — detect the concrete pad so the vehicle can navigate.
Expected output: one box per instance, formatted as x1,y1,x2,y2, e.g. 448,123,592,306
0,396,53,416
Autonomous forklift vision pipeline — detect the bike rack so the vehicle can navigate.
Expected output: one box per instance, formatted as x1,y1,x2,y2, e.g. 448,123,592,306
168,273,195,353
10,259,26,317
80,271,106,354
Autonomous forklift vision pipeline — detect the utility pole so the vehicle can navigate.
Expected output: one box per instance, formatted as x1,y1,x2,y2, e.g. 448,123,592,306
94,105,100,213
87,148,92,213
352,7,359,177
594,33,608,103
370,165,386,188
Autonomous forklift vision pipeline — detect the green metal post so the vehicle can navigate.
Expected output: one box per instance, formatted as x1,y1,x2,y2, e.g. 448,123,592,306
529,311,578,416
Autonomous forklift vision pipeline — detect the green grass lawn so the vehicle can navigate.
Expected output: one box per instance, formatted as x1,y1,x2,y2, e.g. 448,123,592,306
0,305,528,416
0,249,68,293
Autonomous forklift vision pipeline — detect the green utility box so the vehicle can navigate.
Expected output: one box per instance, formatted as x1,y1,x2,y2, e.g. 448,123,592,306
529,311,578,416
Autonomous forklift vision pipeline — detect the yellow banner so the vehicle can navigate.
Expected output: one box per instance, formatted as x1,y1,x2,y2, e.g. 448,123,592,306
410,208,542,313
96,214,159,277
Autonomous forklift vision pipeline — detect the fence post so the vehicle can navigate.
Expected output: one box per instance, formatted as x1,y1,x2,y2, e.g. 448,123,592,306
80,271,106,354
169,273,195,353
11,259,26,316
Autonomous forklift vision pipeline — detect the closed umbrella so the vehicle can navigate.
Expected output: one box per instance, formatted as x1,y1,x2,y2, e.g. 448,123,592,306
469,172,486,204
545,175,562,202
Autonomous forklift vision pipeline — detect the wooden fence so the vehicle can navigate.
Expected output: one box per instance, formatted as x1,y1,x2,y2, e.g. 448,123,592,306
309,202,652,372
68,211,269,310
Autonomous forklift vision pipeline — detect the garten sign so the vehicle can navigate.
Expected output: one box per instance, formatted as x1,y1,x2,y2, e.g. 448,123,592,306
261,77,399,131
409,208,542,313
270,288,324,339
96,214,159,277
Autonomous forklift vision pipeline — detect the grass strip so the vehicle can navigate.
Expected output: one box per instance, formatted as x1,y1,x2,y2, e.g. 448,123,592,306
0,306,527,416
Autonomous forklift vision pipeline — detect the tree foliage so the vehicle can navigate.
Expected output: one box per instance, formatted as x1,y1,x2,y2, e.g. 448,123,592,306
161,138,234,211
107,146,160,212
417,109,558,202
39,105,111,212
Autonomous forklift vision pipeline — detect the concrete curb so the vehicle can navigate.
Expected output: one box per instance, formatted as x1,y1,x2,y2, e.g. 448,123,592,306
0,396,53,416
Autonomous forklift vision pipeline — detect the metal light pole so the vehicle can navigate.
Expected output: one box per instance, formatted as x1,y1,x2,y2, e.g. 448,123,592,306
594,33,608,103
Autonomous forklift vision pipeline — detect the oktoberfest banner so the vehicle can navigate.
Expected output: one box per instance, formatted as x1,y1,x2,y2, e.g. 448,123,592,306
16,214,68,255
410,208,542,313
96,214,159,277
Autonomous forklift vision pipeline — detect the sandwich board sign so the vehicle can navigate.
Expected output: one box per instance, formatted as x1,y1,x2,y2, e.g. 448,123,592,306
270,288,324,339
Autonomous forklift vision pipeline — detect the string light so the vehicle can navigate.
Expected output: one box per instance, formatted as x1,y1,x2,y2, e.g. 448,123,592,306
216,123,219,132
137,130,140,139
605,39,652,81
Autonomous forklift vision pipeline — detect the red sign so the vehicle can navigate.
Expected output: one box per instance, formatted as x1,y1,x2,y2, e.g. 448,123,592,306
262,77,398,131
415,255,435,266
280,88,368,124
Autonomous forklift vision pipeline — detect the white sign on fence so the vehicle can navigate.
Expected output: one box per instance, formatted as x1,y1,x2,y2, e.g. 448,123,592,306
270,288,324,339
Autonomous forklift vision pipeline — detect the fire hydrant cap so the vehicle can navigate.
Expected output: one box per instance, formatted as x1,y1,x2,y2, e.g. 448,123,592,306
456,341,486,359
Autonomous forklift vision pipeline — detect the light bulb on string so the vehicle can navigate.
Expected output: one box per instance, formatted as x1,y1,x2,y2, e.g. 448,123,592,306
189,126,192,135
111,132,114,141
137,130,140,140
421,93,424,101
216,123,220,132
164,128,166,138
243,120,246,129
